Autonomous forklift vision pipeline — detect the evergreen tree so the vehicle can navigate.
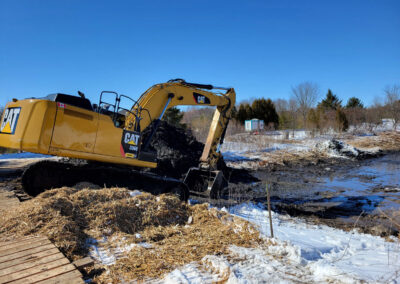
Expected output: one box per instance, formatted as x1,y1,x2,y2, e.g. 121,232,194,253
163,107,185,128
345,97,364,108
251,98,279,128
236,104,250,123
307,108,321,130
335,107,349,132
318,89,342,110
245,103,253,120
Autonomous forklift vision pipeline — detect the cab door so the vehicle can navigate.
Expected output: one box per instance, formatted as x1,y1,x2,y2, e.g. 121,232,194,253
50,103,98,152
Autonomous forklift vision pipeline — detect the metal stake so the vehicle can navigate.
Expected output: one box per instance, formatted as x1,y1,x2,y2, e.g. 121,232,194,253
266,183,274,238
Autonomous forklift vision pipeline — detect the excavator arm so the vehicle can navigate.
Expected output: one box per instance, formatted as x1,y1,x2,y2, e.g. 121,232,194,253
124,79,236,198
125,79,236,171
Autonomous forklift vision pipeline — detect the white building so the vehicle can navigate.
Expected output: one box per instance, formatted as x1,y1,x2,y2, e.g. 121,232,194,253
245,119,264,131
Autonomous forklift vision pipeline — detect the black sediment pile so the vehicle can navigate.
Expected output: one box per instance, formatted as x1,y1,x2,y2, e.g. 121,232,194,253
143,121,227,178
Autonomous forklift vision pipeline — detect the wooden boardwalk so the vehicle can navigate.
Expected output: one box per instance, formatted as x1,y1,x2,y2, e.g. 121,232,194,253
0,236,84,283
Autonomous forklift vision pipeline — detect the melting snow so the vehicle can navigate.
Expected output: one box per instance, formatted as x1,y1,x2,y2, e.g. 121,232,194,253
129,190,143,197
158,203,400,283
86,236,137,266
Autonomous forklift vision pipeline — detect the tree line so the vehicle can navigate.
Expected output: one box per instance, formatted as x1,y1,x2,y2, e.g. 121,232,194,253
232,82,400,133
161,82,399,142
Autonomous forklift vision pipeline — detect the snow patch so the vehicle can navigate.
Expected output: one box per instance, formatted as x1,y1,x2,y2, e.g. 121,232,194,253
315,139,379,159
129,190,143,197
86,236,137,266
229,202,400,283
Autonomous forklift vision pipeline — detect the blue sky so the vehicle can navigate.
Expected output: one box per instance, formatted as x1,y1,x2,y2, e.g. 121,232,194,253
0,0,399,107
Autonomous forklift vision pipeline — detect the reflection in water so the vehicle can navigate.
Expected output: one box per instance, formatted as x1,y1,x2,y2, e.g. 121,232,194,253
315,153,400,211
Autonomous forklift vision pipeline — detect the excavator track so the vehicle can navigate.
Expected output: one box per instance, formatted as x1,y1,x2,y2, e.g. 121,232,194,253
21,160,189,201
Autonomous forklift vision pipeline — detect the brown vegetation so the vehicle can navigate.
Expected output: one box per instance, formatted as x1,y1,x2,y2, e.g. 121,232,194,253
0,187,264,282
346,131,400,151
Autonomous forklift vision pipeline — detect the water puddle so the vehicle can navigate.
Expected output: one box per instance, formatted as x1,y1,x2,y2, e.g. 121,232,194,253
247,153,400,234
317,154,400,211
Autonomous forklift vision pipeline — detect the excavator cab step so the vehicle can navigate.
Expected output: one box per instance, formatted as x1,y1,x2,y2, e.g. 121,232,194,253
183,168,227,199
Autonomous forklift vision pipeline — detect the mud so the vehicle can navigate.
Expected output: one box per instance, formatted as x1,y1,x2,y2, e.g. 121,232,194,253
142,120,227,178
217,153,400,238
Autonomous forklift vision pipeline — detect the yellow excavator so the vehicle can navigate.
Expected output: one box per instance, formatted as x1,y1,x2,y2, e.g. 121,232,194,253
0,79,235,200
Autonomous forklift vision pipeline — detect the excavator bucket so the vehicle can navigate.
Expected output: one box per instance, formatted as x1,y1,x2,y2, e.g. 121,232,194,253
183,168,227,199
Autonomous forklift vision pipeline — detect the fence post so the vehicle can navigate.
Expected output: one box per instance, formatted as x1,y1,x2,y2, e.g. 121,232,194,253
266,183,274,238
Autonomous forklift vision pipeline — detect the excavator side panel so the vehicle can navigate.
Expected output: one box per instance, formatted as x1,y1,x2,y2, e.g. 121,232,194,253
0,99,157,168
47,108,157,168
50,104,98,152
94,114,124,157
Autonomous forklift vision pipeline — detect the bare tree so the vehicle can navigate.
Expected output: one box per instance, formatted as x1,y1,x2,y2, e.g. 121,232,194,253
291,82,319,128
288,98,298,134
384,84,400,129
273,99,288,113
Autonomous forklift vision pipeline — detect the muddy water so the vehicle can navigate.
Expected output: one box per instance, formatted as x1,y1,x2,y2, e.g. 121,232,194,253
317,153,400,211
244,153,400,236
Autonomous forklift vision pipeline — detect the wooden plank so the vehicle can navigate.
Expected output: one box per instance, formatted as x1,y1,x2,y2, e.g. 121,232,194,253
36,270,84,284
0,239,51,256
0,252,65,277
0,236,39,246
0,247,59,270
0,236,48,252
5,263,77,284
0,244,54,263
0,236,83,283
73,257,93,269
0,258,71,283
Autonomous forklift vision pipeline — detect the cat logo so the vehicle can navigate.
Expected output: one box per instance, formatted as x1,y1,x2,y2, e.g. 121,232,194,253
121,130,141,159
193,92,210,104
124,132,140,146
0,107,21,134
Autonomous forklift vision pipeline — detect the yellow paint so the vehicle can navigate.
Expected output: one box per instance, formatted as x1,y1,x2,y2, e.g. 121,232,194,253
0,80,235,171
2,122,11,133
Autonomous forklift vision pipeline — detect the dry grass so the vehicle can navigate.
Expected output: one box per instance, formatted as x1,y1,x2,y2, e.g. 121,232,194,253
104,204,264,282
0,187,265,282
347,131,400,151
0,187,189,260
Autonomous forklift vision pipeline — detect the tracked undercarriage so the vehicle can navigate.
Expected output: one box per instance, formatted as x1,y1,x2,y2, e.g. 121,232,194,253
22,159,190,201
